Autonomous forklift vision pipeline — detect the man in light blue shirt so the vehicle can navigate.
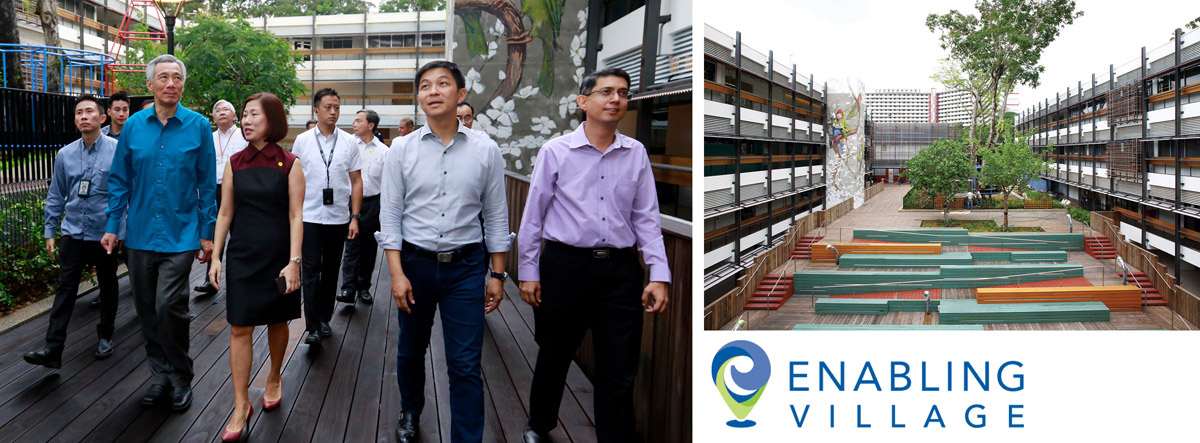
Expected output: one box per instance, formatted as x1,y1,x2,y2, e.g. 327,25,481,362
102,55,217,412
377,60,509,443
24,94,124,369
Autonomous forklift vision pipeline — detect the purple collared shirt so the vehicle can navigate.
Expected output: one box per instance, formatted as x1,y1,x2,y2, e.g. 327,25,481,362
517,123,670,283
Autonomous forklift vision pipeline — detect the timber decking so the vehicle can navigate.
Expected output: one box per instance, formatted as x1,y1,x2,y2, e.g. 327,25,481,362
0,258,596,443
791,324,984,331
975,285,1143,312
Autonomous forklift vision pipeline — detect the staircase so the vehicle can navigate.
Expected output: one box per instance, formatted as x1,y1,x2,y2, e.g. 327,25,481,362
1085,236,1117,259
1115,271,1167,306
744,275,793,310
791,235,825,259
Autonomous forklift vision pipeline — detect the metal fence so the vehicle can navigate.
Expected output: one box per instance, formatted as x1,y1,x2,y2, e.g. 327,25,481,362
1,88,79,248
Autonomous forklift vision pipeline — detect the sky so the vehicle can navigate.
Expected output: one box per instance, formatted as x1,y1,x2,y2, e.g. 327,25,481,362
700,0,1199,114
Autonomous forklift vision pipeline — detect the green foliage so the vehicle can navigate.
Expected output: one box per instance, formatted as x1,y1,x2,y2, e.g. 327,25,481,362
903,187,935,209
919,219,1045,232
978,120,1052,228
1067,206,1091,224
903,139,974,220
379,0,446,12
176,15,308,121
927,0,1082,157
0,195,59,310
1025,190,1048,198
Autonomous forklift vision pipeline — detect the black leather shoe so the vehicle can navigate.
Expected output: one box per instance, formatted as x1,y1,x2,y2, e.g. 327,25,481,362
395,411,418,443
304,331,321,345
318,322,332,337
194,282,218,295
171,386,193,411
23,349,62,369
358,290,374,304
94,339,114,359
142,383,170,407
336,289,356,304
522,425,545,443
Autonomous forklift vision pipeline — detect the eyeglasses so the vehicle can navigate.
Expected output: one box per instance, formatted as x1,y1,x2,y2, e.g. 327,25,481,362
585,89,633,100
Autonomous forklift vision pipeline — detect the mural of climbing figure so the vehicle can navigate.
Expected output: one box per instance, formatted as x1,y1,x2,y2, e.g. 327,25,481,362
454,0,588,175
825,79,867,208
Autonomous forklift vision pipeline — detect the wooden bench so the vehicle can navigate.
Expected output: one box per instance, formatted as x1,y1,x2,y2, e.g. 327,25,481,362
975,285,1142,312
811,242,942,263
792,324,984,331
938,299,1110,324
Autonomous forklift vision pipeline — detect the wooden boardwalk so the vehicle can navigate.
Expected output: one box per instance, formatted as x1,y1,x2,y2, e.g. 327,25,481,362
0,256,597,442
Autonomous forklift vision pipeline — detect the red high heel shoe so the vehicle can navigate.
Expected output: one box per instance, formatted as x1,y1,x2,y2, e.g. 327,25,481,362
221,405,253,441
262,393,281,411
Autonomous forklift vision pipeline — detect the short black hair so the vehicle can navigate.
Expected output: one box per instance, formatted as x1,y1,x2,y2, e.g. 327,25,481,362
457,102,474,115
416,60,466,90
109,91,130,107
75,93,105,114
306,119,318,128
357,109,380,133
579,68,632,95
313,88,339,107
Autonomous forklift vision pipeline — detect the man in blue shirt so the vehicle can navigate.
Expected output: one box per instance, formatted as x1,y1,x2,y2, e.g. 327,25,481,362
23,94,124,369
102,54,217,412
377,60,509,443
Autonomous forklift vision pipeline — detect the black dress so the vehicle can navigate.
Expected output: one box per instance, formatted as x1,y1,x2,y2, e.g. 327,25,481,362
225,143,300,326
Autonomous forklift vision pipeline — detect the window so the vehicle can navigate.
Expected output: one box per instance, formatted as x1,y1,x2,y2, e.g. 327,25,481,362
370,34,418,48
293,38,312,51
323,37,353,49
420,33,445,47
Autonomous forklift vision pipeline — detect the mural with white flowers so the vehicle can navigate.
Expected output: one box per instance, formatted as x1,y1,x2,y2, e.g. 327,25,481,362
453,0,590,175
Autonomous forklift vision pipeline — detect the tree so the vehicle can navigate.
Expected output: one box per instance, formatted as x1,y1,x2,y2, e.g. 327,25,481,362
176,16,307,121
379,0,446,12
0,0,25,89
978,122,1052,229
904,139,975,222
34,0,61,91
112,16,307,122
927,0,1082,159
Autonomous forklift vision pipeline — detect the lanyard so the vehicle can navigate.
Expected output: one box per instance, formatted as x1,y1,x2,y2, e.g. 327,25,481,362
315,130,338,188
217,127,235,160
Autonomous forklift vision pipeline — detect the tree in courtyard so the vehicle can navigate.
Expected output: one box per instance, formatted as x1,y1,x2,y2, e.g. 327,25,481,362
380,0,446,12
112,15,307,122
978,121,1052,230
903,139,975,222
927,0,1083,159
208,0,370,17
34,0,62,92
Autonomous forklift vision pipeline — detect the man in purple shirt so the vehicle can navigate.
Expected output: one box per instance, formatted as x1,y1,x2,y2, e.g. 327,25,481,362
516,68,670,443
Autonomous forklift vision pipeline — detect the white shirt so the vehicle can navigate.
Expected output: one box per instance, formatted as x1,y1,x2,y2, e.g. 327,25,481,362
292,127,363,224
355,134,389,197
375,122,509,253
212,125,248,184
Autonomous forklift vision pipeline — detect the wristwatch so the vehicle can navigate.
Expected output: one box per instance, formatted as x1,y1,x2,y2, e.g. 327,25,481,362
350,214,362,220
490,271,508,281
289,256,302,264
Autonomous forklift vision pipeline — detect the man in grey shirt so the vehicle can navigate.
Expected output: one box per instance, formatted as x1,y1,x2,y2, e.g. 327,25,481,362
376,60,509,443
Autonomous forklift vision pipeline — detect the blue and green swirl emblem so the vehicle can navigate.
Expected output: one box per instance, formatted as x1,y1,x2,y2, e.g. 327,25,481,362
711,340,770,427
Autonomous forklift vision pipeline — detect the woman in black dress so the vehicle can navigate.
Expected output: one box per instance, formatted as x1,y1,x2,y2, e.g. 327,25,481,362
209,92,304,441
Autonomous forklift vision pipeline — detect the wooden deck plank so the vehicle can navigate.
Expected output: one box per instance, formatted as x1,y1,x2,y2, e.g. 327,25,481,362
1,256,593,443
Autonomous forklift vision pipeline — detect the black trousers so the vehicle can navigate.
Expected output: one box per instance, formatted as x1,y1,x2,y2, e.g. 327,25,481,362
128,249,195,388
340,195,381,293
44,236,119,358
302,222,348,331
528,241,644,442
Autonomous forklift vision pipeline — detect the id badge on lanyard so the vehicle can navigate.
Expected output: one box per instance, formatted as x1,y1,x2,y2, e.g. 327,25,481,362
78,179,92,198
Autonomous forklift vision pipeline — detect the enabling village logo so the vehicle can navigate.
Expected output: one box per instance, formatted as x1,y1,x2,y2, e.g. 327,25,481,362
711,340,771,428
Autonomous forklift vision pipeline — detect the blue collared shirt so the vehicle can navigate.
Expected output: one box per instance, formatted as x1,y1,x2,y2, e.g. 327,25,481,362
45,135,125,241
375,122,509,253
105,105,217,253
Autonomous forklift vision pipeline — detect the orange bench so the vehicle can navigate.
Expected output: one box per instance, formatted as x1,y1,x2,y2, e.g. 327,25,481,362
810,242,942,263
975,286,1142,312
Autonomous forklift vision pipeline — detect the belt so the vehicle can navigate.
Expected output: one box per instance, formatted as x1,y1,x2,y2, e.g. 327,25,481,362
363,194,381,201
402,241,481,263
545,240,635,259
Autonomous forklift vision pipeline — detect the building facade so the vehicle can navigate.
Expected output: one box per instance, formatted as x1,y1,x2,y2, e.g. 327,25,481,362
703,24,828,302
244,10,447,142
1016,26,1200,291
865,88,1017,124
